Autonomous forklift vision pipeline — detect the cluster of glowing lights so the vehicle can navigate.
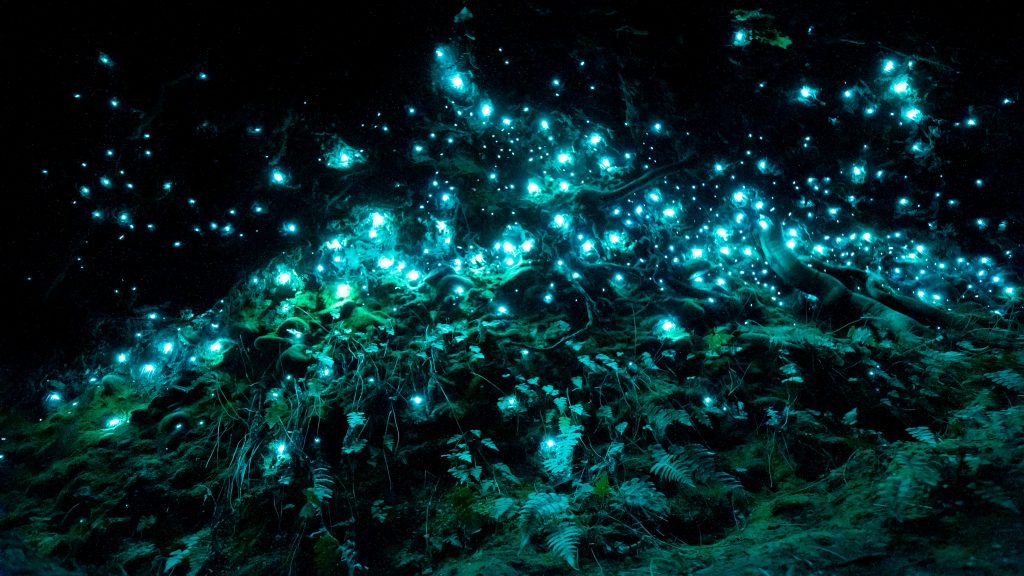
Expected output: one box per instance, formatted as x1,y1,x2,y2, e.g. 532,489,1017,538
38,39,1023,461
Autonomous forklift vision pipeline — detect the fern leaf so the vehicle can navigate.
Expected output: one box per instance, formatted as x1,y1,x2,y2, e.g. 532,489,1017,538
519,491,570,529
615,478,669,518
650,444,717,487
973,481,1020,513
878,443,940,521
545,522,581,569
988,370,1024,392
492,497,518,521
648,407,693,438
542,417,583,480
346,411,367,429
906,426,938,446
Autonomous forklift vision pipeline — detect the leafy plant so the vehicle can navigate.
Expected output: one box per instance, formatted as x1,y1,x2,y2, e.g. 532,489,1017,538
650,444,718,488
519,491,580,568
614,478,669,520
542,417,583,481
878,442,941,522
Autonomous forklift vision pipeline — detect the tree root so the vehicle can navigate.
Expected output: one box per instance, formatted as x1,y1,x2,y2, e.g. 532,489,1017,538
757,220,925,345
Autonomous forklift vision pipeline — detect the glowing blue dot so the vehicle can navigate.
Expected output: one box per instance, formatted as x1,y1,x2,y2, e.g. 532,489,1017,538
142,364,156,375
540,120,550,130
109,98,119,108
883,60,896,73
480,103,492,117
798,86,817,100
891,80,910,94
161,342,173,354
106,417,123,429
99,53,113,66
557,153,570,163
653,122,663,132
904,108,921,121
589,134,602,145
450,75,464,89
271,169,286,184
100,177,112,188
197,71,208,80
411,395,424,406
966,118,977,126
209,342,223,352
843,89,853,98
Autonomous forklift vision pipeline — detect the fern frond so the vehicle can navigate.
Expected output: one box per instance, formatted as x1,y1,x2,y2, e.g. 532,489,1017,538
492,497,518,521
878,443,940,521
346,411,367,429
519,491,570,530
650,444,718,487
972,481,1020,513
519,491,581,566
988,370,1024,392
615,478,669,518
906,426,938,446
647,407,693,439
545,522,581,569
542,417,583,480
310,466,334,503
